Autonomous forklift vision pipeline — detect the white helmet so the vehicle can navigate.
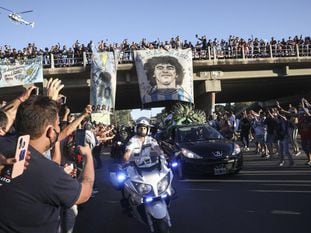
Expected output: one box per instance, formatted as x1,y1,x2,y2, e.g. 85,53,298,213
136,117,151,127
135,117,151,135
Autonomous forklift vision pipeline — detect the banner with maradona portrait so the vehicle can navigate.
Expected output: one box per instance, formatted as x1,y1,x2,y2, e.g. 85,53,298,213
90,51,118,113
134,49,194,104
0,56,43,88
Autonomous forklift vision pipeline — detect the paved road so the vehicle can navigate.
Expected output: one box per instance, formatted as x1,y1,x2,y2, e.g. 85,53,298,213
73,148,311,233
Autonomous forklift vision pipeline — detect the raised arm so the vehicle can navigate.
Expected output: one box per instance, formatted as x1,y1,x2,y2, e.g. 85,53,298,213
58,105,92,141
2,85,37,133
75,144,94,204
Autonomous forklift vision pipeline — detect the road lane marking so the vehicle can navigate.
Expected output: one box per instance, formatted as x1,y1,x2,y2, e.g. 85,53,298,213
180,179,311,183
263,183,311,187
250,189,311,193
271,210,301,215
240,170,311,174
185,188,220,192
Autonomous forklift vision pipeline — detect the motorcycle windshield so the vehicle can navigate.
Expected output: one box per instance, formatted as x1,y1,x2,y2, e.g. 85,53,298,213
133,145,163,168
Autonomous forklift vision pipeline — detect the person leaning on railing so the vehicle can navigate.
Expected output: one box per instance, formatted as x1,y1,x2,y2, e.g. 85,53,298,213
1,35,311,65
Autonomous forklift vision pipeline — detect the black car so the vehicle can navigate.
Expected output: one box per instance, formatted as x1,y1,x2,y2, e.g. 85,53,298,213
159,123,243,178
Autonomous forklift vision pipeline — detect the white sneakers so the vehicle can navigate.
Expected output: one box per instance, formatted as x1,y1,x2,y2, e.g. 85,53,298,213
295,151,301,156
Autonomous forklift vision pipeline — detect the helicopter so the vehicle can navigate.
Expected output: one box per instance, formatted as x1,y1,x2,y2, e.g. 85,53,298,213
0,6,34,27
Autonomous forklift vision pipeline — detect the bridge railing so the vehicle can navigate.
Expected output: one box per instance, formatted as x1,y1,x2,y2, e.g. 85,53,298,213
190,44,311,60
3,44,311,69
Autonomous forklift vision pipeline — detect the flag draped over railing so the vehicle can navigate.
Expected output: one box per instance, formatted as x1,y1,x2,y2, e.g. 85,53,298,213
0,56,43,88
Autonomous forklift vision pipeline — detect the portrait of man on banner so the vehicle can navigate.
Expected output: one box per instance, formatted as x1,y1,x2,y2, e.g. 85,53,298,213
90,52,118,113
135,49,193,104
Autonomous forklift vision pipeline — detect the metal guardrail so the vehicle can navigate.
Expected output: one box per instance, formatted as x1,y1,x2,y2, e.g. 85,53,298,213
2,44,311,69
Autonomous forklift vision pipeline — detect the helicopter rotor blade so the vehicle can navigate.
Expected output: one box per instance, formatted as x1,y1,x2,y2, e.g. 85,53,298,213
17,10,33,14
0,6,13,12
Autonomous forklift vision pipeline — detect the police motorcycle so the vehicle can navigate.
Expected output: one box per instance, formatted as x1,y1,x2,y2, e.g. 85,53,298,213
110,143,177,233
110,125,132,162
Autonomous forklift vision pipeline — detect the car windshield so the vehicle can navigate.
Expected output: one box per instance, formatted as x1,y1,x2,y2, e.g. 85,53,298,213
176,125,223,143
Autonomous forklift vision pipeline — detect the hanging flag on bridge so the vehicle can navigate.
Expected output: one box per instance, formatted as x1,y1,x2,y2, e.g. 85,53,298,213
134,48,194,104
0,56,43,88
90,51,118,114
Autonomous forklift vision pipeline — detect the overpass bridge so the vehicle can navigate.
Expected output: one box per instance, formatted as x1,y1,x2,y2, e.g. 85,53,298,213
1,54,311,114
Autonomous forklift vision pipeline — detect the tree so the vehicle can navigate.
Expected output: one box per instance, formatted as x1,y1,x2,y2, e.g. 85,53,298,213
111,110,132,126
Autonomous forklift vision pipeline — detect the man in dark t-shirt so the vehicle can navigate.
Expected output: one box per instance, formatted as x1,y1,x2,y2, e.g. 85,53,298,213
0,136,81,233
0,95,94,233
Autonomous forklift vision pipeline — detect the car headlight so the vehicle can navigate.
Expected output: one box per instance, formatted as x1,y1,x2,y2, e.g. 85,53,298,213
132,182,152,195
181,148,202,159
232,144,241,156
157,174,170,194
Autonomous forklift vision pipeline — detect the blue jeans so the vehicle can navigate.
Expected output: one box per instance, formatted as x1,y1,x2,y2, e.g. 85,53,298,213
278,137,293,164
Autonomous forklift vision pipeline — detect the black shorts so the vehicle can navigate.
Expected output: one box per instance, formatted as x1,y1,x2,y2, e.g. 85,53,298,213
301,139,311,154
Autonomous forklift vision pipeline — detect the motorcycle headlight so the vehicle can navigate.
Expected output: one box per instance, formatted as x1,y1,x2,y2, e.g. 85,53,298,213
181,148,202,159
232,144,241,156
116,172,127,183
132,182,152,195
157,174,170,194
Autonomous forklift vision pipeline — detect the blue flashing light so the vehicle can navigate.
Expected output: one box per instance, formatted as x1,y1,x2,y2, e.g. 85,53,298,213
117,173,126,183
145,197,153,203
171,161,178,168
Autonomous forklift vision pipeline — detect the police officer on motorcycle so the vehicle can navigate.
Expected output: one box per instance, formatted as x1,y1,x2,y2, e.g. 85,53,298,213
123,117,159,162
111,125,131,162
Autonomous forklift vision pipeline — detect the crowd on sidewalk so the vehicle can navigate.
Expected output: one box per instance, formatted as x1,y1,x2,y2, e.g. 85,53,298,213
207,99,311,167
0,79,116,233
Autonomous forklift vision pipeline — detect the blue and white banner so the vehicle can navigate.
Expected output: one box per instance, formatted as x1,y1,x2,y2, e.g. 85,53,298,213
0,56,43,88
90,51,118,113
134,49,194,104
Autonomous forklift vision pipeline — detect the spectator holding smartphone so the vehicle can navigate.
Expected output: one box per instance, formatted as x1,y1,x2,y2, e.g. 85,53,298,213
0,85,37,135
0,95,94,233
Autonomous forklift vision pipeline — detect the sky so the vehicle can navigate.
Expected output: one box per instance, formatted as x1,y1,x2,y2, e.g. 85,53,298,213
1,0,310,119
1,0,310,50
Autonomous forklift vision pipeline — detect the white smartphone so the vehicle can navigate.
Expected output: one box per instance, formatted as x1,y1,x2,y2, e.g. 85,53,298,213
11,135,30,179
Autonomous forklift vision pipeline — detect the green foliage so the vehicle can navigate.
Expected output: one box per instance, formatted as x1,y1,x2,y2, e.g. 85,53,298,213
156,102,206,138
172,103,206,125
111,110,132,126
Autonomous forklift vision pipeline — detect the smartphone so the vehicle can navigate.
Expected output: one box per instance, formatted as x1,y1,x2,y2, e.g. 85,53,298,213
74,129,86,153
75,129,86,146
60,96,67,105
11,135,30,178
31,87,39,95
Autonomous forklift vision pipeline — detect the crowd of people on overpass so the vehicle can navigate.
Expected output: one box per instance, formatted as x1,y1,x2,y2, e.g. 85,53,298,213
0,34,310,67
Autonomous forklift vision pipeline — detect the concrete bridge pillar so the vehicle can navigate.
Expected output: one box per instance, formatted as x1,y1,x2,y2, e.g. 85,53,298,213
196,92,216,117
194,71,222,118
